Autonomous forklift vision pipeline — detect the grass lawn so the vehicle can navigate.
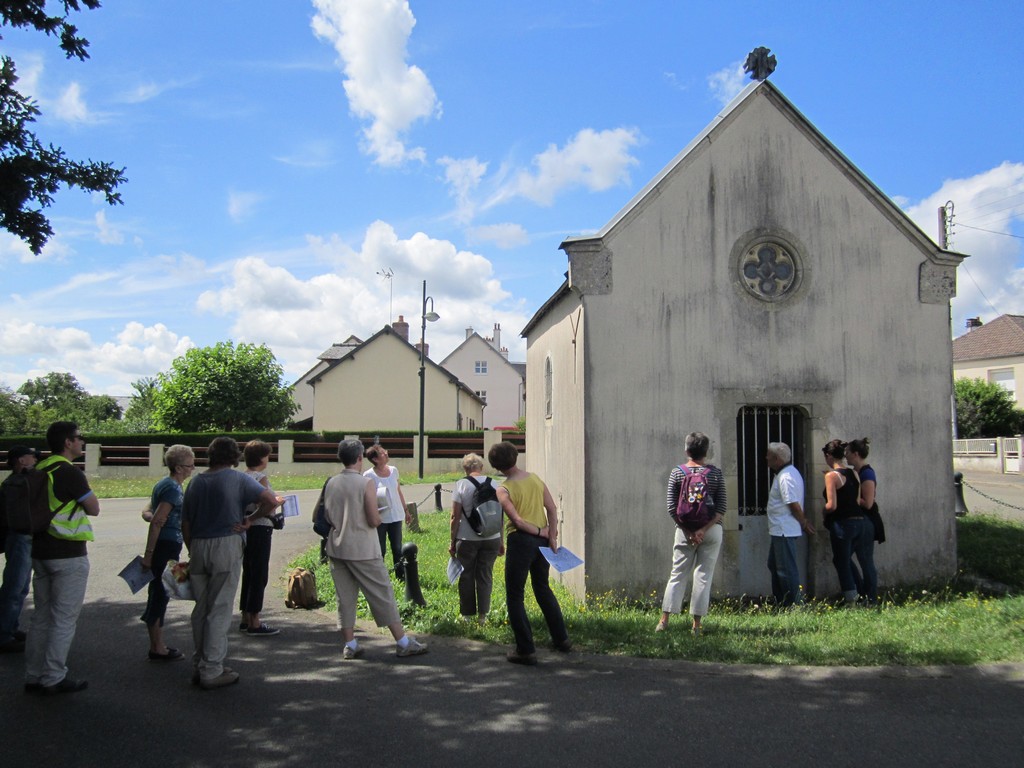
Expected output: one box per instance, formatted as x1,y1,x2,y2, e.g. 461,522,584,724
89,471,462,499
289,512,1024,667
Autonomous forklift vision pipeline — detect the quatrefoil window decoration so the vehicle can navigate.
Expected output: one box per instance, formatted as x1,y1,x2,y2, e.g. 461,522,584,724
740,241,797,301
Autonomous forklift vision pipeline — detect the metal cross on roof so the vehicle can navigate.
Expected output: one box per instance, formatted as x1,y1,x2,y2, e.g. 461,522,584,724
743,47,777,81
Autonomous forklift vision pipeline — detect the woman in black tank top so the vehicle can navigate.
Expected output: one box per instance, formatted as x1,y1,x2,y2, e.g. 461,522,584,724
822,439,870,605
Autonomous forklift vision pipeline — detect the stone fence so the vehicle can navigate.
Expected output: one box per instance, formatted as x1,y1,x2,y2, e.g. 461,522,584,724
1,432,526,481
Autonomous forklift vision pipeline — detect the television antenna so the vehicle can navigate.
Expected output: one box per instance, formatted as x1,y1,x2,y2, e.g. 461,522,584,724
377,267,395,324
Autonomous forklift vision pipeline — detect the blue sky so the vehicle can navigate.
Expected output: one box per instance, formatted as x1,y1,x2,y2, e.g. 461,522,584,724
1,0,1022,397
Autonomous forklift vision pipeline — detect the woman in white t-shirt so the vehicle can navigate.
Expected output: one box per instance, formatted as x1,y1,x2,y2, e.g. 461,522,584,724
363,446,410,578
449,453,504,624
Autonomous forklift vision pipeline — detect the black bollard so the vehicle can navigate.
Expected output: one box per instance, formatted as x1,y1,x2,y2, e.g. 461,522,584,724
400,542,427,606
434,483,443,512
953,471,970,517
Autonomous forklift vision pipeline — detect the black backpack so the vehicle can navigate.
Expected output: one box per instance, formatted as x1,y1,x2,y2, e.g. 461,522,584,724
464,477,503,538
311,478,331,538
1,466,57,536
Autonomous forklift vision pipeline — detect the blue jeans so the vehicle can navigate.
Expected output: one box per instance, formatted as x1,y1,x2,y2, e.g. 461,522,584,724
767,535,803,607
504,531,568,655
141,538,182,626
830,517,877,602
0,531,33,643
378,521,404,579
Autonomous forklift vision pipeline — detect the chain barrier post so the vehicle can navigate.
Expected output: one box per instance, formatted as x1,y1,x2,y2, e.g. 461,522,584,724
953,471,969,517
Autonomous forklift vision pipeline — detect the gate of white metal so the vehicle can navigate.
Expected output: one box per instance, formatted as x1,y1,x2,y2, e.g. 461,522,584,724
736,405,809,596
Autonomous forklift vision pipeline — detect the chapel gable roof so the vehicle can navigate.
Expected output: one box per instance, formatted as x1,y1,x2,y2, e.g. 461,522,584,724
953,315,1024,362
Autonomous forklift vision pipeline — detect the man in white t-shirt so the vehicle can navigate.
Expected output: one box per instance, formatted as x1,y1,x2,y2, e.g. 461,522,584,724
765,442,815,606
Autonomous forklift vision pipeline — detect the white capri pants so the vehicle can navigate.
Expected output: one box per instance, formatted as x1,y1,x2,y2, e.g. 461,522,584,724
661,524,723,617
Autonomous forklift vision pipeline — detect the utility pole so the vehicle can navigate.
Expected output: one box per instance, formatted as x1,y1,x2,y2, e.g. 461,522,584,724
938,200,954,249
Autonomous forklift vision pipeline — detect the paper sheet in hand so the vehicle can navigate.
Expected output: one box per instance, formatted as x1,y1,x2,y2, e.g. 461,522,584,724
281,494,301,517
447,557,464,584
539,546,583,573
119,555,155,594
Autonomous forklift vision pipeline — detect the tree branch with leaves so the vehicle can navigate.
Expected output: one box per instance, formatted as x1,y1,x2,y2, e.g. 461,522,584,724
0,0,126,254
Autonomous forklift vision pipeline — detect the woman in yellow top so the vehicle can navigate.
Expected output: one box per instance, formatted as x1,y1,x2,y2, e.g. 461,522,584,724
488,441,570,666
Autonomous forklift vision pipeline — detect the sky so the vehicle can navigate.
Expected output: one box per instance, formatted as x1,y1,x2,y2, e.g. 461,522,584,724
1,0,1022,398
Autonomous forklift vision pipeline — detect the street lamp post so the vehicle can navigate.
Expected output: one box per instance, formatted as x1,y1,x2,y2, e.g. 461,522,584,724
418,279,440,479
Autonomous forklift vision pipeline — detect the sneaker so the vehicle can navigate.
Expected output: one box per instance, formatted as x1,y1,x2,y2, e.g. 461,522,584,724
41,677,88,695
554,639,573,653
396,637,428,657
246,624,280,637
342,644,364,660
193,665,232,686
238,622,248,632
506,649,538,666
199,669,240,690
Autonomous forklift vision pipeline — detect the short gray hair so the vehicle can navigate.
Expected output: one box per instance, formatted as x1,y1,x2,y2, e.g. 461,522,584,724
767,442,792,464
461,453,484,474
164,444,194,473
337,439,365,467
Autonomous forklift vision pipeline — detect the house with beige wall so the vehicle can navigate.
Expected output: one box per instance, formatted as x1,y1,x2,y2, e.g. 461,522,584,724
952,314,1024,404
522,79,965,601
291,335,362,429
441,324,525,429
309,323,484,433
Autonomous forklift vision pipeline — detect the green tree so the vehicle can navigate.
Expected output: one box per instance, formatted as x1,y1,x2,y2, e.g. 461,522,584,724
17,371,122,431
153,342,296,432
18,371,87,409
0,384,29,435
122,376,158,432
954,378,1024,438
1,0,126,254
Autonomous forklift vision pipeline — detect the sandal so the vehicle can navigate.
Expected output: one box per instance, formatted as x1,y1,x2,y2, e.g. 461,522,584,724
148,647,183,661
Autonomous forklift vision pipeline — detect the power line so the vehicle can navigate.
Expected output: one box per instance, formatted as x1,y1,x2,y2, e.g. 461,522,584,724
959,263,1002,317
957,222,1024,240
959,201,1024,226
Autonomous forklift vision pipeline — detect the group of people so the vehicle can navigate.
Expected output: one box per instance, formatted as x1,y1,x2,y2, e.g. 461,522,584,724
0,422,99,693
3,425,884,685
658,433,881,634
331,439,569,666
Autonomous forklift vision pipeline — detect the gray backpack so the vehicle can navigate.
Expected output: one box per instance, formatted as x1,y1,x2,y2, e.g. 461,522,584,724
464,477,503,538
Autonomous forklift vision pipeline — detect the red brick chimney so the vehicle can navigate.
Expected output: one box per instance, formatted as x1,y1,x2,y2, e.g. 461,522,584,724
392,315,410,342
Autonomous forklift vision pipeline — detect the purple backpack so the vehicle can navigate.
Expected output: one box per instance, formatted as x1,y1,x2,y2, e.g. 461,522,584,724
672,465,715,531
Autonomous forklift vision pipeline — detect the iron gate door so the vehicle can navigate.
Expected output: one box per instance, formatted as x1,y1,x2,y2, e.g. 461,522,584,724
736,405,808,596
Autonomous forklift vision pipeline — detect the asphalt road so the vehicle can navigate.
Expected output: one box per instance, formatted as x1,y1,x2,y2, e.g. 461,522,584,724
0,481,1022,767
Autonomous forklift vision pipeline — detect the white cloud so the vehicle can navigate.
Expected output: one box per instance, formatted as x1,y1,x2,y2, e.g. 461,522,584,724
53,81,92,123
494,128,641,207
903,162,1024,332
193,220,525,382
0,233,46,264
311,0,440,166
0,320,194,395
708,61,747,106
95,210,124,245
227,190,263,222
438,156,488,224
466,223,530,249
274,140,336,168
